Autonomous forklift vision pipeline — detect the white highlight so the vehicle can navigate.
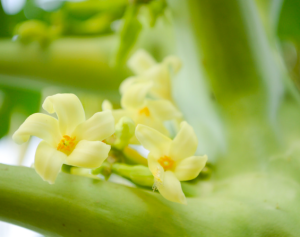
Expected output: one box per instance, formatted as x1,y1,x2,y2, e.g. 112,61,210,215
1,0,25,15
0,136,42,236
0,221,42,237
129,144,149,158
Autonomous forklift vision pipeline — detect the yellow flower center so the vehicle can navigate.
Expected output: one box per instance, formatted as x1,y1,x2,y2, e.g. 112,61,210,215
139,107,150,116
57,135,76,154
158,155,174,170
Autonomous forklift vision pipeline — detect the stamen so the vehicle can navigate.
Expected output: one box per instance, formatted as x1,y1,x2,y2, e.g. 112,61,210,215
139,107,150,116
158,155,174,170
57,135,76,155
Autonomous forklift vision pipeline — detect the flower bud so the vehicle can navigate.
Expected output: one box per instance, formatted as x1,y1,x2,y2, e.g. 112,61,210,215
13,20,52,47
114,116,135,149
112,163,154,187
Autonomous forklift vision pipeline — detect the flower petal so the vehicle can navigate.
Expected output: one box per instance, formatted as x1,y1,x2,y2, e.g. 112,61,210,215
42,94,85,135
143,65,171,99
112,109,131,124
148,155,165,187
135,124,171,158
174,155,207,181
158,171,186,204
102,100,113,111
73,111,115,142
134,114,170,137
127,49,156,75
148,154,164,175
66,140,110,168
12,113,61,146
121,81,153,109
169,121,198,161
35,141,67,184
119,77,139,95
146,99,182,121
163,55,182,74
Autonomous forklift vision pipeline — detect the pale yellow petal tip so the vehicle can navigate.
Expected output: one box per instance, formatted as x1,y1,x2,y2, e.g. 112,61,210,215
163,56,182,73
35,169,57,184
174,192,187,205
135,124,153,140
47,179,55,185
181,196,187,205
119,77,137,95
127,49,156,75
35,164,58,184
135,124,145,133
33,161,56,184
42,93,81,114
42,95,55,113
160,191,187,205
174,193,187,205
102,100,113,111
12,132,26,145
179,120,189,128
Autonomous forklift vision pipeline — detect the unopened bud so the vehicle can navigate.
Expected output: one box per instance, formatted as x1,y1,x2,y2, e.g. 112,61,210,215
129,165,154,187
13,20,52,47
114,116,135,149
112,163,154,187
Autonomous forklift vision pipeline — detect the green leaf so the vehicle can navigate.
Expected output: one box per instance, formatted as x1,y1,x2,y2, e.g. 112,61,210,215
147,0,167,27
0,86,41,139
115,4,142,65
277,0,300,40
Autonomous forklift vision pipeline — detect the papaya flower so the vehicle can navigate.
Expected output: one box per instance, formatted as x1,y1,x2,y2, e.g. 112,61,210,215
135,122,207,204
120,49,182,101
13,93,115,184
103,82,182,141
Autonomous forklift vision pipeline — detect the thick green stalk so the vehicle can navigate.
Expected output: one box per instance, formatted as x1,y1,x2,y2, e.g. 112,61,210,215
2,163,300,236
0,164,189,236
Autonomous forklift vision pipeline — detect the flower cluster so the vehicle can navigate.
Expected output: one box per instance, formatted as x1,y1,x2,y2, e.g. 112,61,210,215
13,49,207,204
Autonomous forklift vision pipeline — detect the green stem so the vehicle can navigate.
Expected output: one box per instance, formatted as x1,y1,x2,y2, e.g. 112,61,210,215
0,36,129,94
0,163,217,237
2,163,300,236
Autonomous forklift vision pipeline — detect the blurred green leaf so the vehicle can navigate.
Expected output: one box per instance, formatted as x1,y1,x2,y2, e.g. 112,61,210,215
64,0,127,18
277,0,300,40
0,37,130,95
115,4,142,65
0,86,41,139
147,0,167,27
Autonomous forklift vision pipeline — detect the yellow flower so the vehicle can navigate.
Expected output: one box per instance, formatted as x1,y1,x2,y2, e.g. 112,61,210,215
13,93,115,184
120,49,182,101
103,84,182,143
135,121,207,204
122,82,182,134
